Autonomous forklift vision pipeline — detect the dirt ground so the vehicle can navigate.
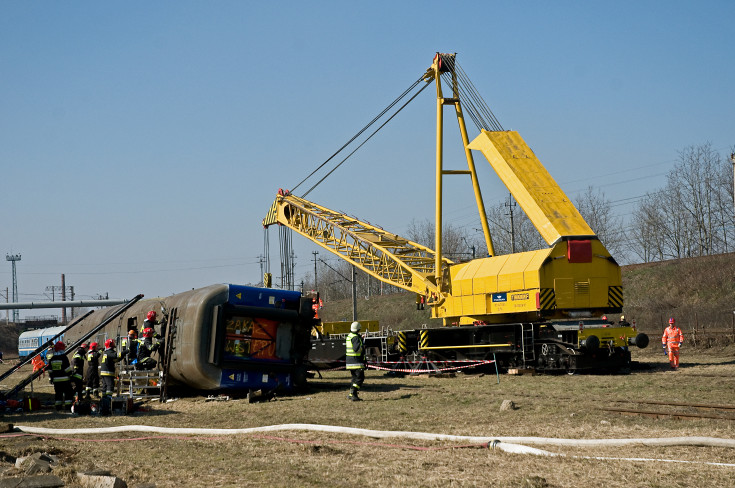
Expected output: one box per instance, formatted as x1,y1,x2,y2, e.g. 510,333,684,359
1,346,734,487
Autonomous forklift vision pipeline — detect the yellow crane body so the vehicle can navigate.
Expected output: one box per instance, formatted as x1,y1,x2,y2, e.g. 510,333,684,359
467,130,595,245
444,239,622,325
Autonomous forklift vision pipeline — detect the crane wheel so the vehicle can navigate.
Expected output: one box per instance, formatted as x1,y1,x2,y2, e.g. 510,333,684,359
582,334,600,351
632,332,649,349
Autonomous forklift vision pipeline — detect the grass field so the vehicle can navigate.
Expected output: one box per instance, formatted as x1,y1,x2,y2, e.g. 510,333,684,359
1,346,734,487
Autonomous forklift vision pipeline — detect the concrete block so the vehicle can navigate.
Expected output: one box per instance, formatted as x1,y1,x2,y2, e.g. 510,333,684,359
76,472,127,488
15,453,55,475
0,475,65,487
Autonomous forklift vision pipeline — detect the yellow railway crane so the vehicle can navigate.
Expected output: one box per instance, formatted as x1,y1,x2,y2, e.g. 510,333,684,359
263,53,648,372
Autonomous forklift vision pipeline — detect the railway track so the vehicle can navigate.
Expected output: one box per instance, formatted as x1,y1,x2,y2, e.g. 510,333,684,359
604,400,735,420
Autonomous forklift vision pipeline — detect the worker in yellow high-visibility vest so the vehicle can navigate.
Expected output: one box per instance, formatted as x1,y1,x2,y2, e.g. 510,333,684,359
345,322,366,402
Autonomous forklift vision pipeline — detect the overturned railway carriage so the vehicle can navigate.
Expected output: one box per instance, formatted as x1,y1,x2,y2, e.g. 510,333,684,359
64,284,313,392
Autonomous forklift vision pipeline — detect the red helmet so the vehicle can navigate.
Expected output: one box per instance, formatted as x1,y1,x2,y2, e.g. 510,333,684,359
142,327,154,338
146,311,157,321
80,343,88,350
53,341,65,352
104,339,116,349
89,342,98,351
669,317,675,325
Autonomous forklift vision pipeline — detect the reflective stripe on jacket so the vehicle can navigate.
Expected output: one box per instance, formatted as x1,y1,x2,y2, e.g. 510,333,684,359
662,326,684,347
345,332,365,370
49,353,72,383
100,348,123,377
72,350,85,380
86,350,100,368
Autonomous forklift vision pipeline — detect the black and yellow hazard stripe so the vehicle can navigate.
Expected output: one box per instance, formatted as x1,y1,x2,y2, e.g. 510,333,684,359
262,199,279,226
419,330,429,350
539,288,556,310
608,286,623,308
397,331,407,353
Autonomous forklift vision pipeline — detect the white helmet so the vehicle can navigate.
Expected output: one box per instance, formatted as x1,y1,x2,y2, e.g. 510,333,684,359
350,321,361,333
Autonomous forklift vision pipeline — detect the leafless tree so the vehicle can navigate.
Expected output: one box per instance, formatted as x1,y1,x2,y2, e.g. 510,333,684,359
483,201,546,255
405,218,474,262
574,186,625,258
630,143,735,261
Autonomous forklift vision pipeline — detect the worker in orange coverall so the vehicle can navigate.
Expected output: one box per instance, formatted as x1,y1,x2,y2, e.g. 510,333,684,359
662,317,684,370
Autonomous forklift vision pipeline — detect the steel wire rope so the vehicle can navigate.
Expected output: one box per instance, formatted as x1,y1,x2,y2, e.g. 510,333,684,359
301,81,432,198
447,71,493,132
441,61,503,132
455,63,503,131
435,56,491,131
290,77,425,195
440,71,486,131
440,70,487,132
443,70,489,131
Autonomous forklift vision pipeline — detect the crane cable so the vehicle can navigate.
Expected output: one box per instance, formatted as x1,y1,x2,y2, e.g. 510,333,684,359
290,58,502,197
438,57,503,132
290,76,428,197
301,80,431,198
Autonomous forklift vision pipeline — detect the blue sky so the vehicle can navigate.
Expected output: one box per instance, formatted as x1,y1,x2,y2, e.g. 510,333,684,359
1,1,733,314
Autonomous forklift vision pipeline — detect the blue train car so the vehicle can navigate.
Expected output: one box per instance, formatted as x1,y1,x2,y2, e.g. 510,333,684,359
63,284,315,392
17,325,66,359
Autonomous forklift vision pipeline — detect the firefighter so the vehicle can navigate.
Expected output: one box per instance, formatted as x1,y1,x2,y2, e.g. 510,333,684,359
142,310,165,350
48,341,74,411
71,343,87,402
122,329,139,368
662,317,684,370
142,310,159,336
137,327,160,370
100,339,127,399
345,321,366,401
85,342,100,398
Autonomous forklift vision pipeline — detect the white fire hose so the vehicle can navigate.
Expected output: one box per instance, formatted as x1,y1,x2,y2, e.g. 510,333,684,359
12,423,735,467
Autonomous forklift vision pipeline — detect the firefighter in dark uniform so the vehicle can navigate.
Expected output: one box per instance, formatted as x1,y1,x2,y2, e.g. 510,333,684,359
71,343,87,402
85,342,100,398
100,338,127,399
346,321,366,401
122,329,139,368
48,341,74,411
137,327,160,370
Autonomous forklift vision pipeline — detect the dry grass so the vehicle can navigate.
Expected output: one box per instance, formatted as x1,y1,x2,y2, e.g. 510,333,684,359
1,346,735,487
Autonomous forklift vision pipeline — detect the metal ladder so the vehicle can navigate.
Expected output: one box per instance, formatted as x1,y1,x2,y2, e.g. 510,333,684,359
379,327,392,363
520,323,535,368
159,307,177,402
117,369,161,400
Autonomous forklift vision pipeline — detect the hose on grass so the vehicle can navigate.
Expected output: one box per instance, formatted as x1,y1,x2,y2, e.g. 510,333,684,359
11,423,735,467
